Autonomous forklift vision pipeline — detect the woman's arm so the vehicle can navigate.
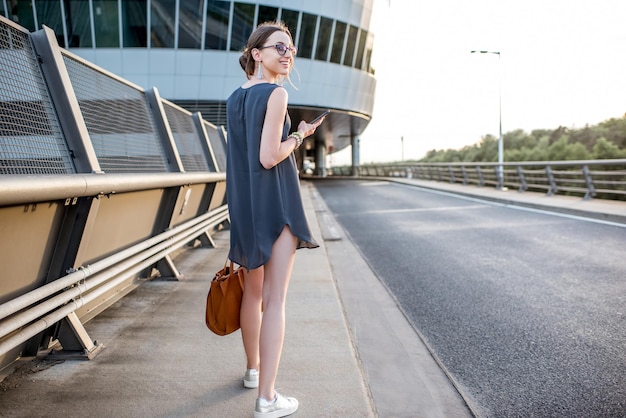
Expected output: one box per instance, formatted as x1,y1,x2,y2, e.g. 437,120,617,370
259,87,293,169
259,87,322,170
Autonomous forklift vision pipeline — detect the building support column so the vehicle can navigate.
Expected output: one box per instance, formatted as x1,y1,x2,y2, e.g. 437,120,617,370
351,135,360,176
315,140,327,177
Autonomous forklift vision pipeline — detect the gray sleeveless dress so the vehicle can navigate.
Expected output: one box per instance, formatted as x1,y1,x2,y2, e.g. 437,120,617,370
226,83,319,270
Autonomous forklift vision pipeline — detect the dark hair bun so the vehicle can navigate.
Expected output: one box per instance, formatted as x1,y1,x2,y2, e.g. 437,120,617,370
239,53,248,72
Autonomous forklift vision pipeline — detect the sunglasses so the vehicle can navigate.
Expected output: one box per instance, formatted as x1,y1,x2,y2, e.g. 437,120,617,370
258,43,298,56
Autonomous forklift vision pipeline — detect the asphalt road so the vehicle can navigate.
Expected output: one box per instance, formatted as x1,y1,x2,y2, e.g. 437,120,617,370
313,179,626,417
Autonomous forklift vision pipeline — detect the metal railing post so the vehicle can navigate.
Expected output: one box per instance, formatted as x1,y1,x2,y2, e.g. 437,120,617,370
192,112,220,172
30,26,102,174
582,165,596,200
516,165,527,192
476,166,484,187
546,165,558,196
494,166,500,188
145,88,185,172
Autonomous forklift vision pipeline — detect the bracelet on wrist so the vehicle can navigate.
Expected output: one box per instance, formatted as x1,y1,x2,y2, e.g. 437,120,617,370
290,131,304,149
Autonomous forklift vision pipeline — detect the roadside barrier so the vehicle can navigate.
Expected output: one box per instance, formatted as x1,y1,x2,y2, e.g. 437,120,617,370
0,16,228,369
334,159,626,200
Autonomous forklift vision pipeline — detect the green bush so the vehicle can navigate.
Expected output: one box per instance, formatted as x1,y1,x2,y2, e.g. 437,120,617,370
420,115,626,163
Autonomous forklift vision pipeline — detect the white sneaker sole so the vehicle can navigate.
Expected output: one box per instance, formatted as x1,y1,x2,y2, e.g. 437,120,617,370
253,398,298,418
253,403,298,418
244,379,258,389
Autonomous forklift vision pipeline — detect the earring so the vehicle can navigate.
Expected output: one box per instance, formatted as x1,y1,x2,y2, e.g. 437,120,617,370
257,63,264,79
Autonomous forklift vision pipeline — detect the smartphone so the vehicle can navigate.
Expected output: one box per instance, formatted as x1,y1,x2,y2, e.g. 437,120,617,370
309,110,330,124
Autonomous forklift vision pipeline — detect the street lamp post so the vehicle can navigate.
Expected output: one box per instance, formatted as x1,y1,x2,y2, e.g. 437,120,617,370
471,50,503,189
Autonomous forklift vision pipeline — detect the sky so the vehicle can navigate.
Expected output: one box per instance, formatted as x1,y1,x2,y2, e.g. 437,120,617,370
330,0,626,166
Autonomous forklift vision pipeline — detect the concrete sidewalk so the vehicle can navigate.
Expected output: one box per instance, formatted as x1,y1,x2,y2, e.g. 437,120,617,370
0,181,472,418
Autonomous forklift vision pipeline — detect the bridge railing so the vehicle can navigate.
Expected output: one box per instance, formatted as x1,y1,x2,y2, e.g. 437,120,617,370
0,16,228,369
333,160,626,200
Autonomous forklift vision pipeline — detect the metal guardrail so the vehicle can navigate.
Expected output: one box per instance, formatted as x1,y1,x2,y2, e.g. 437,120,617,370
333,160,626,200
0,172,224,207
0,203,228,359
0,16,229,369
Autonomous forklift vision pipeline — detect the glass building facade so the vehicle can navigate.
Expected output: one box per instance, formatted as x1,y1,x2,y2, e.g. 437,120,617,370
3,0,374,73
3,0,376,173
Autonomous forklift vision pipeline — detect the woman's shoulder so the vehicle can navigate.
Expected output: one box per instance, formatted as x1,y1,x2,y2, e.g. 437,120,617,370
228,82,278,99
240,81,284,92
239,83,286,104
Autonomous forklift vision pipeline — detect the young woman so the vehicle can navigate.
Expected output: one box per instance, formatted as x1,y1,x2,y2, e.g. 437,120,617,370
225,21,322,417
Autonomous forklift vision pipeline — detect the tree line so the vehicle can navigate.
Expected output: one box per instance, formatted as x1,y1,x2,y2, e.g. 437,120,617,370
419,115,626,163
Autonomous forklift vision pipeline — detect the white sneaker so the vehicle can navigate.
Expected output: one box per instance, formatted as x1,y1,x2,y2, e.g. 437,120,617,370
254,392,299,418
244,368,259,389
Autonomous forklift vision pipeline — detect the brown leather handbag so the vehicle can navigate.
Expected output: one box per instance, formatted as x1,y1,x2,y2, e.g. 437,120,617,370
205,260,245,336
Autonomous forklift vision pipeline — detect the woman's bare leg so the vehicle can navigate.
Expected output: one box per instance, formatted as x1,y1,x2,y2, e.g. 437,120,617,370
258,226,297,401
241,266,264,371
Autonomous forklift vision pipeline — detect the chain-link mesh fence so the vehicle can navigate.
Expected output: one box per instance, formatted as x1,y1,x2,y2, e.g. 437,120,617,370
162,101,210,172
0,20,74,175
62,53,169,173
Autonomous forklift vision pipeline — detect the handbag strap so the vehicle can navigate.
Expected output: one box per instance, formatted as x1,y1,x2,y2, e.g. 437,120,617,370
225,258,245,289
238,267,245,289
